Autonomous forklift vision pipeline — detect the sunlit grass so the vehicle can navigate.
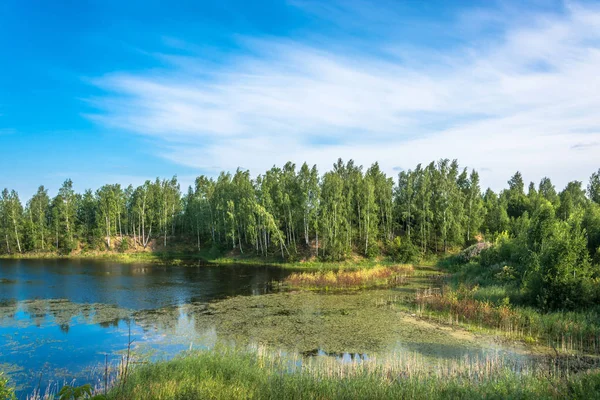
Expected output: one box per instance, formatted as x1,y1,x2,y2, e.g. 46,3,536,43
285,265,414,290
99,346,600,400
414,285,600,354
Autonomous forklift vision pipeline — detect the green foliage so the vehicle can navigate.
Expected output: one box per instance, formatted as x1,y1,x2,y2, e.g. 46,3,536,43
0,372,16,400
59,383,92,400
119,237,130,252
527,214,594,310
389,236,420,263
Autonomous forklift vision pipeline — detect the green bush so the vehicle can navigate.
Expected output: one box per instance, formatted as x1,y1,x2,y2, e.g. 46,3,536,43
119,237,130,252
389,237,420,263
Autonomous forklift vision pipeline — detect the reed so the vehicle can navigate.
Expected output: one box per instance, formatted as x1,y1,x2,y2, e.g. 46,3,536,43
98,345,600,399
415,286,600,354
285,265,414,291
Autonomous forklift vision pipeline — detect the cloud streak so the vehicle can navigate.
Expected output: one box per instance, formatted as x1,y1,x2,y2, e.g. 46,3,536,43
88,2,600,190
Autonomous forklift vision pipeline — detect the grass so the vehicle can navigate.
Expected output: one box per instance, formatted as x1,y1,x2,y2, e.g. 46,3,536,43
0,372,16,400
427,246,600,354
285,265,414,291
412,285,600,354
97,346,600,400
0,249,404,271
0,250,200,265
0,240,443,271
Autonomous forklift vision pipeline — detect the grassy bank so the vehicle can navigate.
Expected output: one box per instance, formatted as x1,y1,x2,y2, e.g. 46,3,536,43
98,347,600,400
412,285,600,354
407,244,600,355
0,249,428,271
0,251,201,265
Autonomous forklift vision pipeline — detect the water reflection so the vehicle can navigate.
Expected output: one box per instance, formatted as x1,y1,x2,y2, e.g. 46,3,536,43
0,259,292,309
0,260,292,396
0,260,564,398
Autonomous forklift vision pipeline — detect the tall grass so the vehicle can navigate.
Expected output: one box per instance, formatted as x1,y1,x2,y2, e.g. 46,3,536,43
285,265,414,290
0,372,16,400
99,346,600,400
415,285,600,354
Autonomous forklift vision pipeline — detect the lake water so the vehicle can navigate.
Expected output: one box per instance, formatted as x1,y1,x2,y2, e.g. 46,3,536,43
1,259,542,398
0,259,292,397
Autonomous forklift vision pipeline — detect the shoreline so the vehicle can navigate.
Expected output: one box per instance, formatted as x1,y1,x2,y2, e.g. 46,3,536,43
0,251,433,270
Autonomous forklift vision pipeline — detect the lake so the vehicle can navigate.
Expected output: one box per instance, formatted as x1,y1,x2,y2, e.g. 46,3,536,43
1,259,538,398
0,259,292,397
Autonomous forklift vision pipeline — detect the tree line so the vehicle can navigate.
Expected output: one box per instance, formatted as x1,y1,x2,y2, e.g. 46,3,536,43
1,159,599,266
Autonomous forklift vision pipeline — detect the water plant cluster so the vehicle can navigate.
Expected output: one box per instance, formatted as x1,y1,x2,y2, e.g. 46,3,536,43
285,265,413,291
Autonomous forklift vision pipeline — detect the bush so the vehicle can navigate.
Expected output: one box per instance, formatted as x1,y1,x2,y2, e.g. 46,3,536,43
119,237,131,252
389,237,420,263
365,238,380,258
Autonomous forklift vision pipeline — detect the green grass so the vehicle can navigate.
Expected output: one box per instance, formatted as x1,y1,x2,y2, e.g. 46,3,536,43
0,250,198,264
424,249,600,354
0,249,412,271
0,372,16,400
413,291,600,353
99,346,600,400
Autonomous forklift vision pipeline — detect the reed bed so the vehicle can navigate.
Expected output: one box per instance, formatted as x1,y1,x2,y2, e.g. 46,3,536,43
285,265,414,291
415,286,600,354
101,345,600,399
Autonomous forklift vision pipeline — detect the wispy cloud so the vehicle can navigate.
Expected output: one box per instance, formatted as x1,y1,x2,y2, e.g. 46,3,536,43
571,141,599,150
87,2,600,190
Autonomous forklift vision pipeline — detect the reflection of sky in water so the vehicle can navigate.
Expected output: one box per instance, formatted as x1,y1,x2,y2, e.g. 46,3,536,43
0,260,540,398
0,303,223,397
0,260,291,397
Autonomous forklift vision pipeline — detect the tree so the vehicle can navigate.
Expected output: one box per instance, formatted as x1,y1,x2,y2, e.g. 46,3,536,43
0,189,23,253
505,171,528,219
56,179,78,252
463,170,483,242
298,163,320,251
27,186,50,251
557,181,587,221
396,169,417,241
0,157,598,280
532,213,593,310
97,185,119,248
482,188,509,238
588,169,600,204
361,169,378,256
78,189,98,248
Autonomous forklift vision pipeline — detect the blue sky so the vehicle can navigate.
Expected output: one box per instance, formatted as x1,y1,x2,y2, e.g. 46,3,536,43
1,0,599,200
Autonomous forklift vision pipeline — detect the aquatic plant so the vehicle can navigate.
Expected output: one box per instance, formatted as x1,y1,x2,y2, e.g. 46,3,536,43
285,265,413,291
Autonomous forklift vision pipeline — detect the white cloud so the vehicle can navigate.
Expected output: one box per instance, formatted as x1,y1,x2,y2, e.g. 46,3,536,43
88,2,600,191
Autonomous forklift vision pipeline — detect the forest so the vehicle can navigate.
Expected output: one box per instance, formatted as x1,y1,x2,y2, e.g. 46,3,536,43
1,159,600,310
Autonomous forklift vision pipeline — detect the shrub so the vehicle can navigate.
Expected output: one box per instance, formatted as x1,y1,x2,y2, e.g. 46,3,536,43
389,237,420,263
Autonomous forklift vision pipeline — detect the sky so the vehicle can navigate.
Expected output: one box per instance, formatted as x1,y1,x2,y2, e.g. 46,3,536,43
1,0,599,200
